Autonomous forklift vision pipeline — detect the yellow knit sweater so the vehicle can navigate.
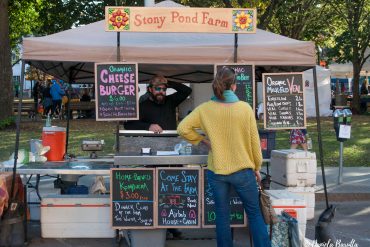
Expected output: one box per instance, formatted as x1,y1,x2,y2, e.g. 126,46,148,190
177,101,262,175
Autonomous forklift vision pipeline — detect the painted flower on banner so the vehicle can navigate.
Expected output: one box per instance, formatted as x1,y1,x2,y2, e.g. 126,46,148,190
232,10,254,32
108,8,130,30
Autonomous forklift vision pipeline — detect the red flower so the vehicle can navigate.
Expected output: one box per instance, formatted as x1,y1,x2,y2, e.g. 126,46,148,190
109,9,128,29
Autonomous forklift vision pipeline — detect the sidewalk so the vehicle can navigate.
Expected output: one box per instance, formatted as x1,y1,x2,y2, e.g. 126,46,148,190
24,166,370,247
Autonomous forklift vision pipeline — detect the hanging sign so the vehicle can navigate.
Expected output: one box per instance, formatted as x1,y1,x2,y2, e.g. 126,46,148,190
262,72,306,129
105,7,257,33
95,62,139,121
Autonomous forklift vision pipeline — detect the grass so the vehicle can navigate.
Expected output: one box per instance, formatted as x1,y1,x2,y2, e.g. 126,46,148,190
0,115,369,167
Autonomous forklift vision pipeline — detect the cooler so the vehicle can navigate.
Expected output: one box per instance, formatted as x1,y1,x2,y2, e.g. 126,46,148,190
270,184,316,220
41,195,114,238
266,190,307,237
270,149,317,187
42,127,66,161
27,187,61,221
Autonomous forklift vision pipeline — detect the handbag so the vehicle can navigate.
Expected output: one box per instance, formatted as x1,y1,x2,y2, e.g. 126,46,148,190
259,187,278,225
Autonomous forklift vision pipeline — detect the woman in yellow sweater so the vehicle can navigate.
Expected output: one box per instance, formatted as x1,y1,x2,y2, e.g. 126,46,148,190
177,67,271,247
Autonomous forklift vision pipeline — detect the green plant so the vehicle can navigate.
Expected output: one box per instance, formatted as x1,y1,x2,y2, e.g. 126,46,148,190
0,116,15,130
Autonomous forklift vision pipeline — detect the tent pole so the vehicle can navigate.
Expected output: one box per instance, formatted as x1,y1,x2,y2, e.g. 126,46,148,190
10,60,26,201
234,34,238,63
313,66,329,209
65,72,73,156
115,32,121,153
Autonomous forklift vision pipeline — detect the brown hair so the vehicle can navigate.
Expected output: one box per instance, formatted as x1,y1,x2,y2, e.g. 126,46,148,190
149,75,168,87
212,67,236,100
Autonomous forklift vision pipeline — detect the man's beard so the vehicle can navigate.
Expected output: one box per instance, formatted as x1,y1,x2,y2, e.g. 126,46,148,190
150,93,166,104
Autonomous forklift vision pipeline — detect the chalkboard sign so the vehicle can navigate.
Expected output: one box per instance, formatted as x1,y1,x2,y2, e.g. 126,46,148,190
263,73,306,129
215,64,255,109
202,168,247,228
156,168,200,228
95,62,139,121
111,168,155,229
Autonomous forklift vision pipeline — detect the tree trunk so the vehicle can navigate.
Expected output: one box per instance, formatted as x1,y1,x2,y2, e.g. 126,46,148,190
0,0,14,122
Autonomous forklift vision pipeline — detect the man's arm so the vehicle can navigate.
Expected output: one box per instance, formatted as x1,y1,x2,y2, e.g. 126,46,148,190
167,81,192,106
123,120,151,130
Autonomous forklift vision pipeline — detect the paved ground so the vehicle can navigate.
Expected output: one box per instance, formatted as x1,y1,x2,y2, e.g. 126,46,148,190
13,167,370,246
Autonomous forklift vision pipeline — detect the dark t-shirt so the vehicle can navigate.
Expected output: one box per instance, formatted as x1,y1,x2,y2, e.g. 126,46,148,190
124,82,191,130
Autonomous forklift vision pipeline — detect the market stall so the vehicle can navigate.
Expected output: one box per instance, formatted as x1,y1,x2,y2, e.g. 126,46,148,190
15,1,327,246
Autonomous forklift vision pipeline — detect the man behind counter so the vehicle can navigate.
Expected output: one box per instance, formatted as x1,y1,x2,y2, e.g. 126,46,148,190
124,75,192,133
124,75,192,239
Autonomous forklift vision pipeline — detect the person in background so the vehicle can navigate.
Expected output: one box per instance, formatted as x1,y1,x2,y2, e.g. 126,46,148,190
32,81,41,116
124,75,192,133
50,79,65,118
289,129,308,151
42,80,53,117
14,80,20,98
177,67,271,247
257,102,264,120
79,88,92,118
360,80,369,95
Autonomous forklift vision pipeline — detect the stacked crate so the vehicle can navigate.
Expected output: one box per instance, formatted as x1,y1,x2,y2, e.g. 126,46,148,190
270,149,317,221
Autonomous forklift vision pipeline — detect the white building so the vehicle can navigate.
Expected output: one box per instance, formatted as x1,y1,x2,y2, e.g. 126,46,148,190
12,51,32,98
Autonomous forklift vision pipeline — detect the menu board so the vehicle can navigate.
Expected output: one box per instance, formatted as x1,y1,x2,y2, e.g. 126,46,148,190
215,64,255,109
111,168,155,229
263,73,306,129
202,168,247,228
156,168,200,228
95,62,139,121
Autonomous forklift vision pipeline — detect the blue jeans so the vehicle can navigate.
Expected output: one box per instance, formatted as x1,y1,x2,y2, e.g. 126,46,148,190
207,169,271,247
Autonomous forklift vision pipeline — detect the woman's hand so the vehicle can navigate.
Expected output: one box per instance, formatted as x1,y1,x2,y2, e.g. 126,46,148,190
255,170,262,186
201,139,212,150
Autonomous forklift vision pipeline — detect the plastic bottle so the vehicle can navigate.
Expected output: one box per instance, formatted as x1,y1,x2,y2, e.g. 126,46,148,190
45,114,51,127
306,134,312,150
185,142,192,155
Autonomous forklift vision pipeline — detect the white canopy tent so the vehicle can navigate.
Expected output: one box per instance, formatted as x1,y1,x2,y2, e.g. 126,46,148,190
329,49,370,78
22,2,315,83
329,62,370,78
303,66,332,117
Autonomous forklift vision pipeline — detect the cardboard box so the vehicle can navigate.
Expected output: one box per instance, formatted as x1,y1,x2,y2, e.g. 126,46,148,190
41,195,114,238
270,149,317,187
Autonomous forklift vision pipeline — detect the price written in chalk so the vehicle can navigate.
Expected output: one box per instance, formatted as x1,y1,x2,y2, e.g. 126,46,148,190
263,73,306,129
95,62,139,121
111,169,155,228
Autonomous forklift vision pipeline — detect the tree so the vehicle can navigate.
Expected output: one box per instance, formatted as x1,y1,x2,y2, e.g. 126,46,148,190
0,0,13,122
0,0,43,121
327,0,370,113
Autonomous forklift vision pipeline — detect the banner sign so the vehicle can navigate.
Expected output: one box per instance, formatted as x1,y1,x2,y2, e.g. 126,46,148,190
105,7,257,33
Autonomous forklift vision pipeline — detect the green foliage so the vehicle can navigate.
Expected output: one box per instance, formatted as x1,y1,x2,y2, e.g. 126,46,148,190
325,0,370,113
8,0,42,49
0,116,15,130
179,0,224,7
